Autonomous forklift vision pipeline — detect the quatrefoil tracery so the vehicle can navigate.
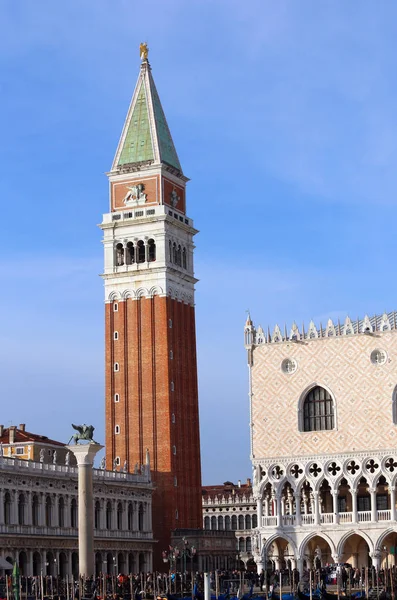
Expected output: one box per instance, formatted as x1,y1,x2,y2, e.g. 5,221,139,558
385,458,397,473
347,460,360,475
290,464,303,479
366,459,379,474
271,465,284,480
309,463,322,477
328,462,341,477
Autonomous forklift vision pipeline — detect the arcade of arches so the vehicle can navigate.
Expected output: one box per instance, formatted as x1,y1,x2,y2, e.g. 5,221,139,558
261,531,397,573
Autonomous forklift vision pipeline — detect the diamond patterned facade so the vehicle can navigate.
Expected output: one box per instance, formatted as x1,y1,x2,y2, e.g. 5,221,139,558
245,312,397,572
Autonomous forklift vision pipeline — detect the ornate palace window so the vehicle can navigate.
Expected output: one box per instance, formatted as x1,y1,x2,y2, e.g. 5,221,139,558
303,386,334,432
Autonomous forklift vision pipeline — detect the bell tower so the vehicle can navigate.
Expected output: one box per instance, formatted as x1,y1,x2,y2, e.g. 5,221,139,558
100,45,202,561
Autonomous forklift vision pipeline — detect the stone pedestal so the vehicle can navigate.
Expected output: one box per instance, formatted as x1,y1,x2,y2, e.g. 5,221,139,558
67,443,103,577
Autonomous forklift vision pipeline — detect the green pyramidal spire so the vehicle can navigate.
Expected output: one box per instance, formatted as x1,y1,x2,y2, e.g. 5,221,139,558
113,57,182,172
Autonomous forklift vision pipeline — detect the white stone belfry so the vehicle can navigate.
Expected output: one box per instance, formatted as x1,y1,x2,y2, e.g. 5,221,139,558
67,443,103,577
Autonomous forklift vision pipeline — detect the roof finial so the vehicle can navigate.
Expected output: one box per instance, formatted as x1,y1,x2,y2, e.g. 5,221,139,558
140,42,149,62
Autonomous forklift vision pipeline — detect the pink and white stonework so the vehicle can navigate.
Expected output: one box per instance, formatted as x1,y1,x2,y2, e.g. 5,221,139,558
245,312,397,572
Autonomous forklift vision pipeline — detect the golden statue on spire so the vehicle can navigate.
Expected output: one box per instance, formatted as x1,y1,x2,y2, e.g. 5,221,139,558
140,42,149,61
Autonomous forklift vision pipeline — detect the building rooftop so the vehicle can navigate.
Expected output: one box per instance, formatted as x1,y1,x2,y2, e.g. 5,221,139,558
0,424,66,447
112,57,182,173
246,310,397,346
202,479,252,499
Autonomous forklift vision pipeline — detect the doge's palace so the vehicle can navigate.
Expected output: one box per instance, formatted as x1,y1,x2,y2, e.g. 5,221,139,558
245,311,397,573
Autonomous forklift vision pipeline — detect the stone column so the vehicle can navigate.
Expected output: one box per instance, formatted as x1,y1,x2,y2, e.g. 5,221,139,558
391,487,396,521
147,501,152,531
133,501,139,531
351,490,358,523
296,556,303,577
294,491,301,525
122,500,128,531
370,551,381,571
39,493,45,526
256,496,263,528
275,494,282,527
67,443,103,578
25,492,32,526
27,550,33,577
12,491,18,525
264,494,269,517
313,492,320,525
370,488,378,522
53,494,59,529
332,491,339,524
64,496,71,528
0,489,4,525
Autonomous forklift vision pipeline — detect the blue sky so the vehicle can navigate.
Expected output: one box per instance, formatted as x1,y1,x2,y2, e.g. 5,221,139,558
1,1,397,484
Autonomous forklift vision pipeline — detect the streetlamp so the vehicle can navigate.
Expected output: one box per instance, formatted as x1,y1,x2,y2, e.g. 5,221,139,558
163,540,197,592
162,548,179,594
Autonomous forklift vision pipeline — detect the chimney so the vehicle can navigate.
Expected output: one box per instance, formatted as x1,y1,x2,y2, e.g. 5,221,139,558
9,426,16,444
238,479,241,488
19,424,26,432
247,477,251,486
0,425,3,437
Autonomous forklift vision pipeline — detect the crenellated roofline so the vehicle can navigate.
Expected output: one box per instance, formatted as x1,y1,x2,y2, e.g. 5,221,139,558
245,310,397,347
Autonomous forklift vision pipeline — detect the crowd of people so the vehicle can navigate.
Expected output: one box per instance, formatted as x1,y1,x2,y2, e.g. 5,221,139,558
0,566,395,600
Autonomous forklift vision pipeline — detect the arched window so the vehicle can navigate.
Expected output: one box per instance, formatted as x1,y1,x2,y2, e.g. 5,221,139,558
58,497,65,527
303,386,334,432
117,502,123,530
115,243,124,266
252,514,258,528
204,516,210,530
71,498,77,528
225,515,231,531
218,515,224,530
106,501,112,530
148,239,156,262
4,492,11,525
182,248,187,269
128,503,133,530
238,514,244,530
239,537,245,552
32,495,39,526
245,514,251,530
177,245,182,266
173,242,177,264
126,242,134,265
95,501,100,529
137,240,145,263
18,493,25,525
169,240,172,262
231,515,237,530
246,537,252,552
211,515,217,530
45,496,52,527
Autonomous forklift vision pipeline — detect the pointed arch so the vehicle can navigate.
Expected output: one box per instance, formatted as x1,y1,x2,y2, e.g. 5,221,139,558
264,532,298,556
337,529,374,556
298,383,337,432
299,531,336,557
374,527,397,553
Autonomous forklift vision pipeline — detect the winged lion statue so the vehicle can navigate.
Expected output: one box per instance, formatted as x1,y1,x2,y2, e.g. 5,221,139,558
68,424,98,445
